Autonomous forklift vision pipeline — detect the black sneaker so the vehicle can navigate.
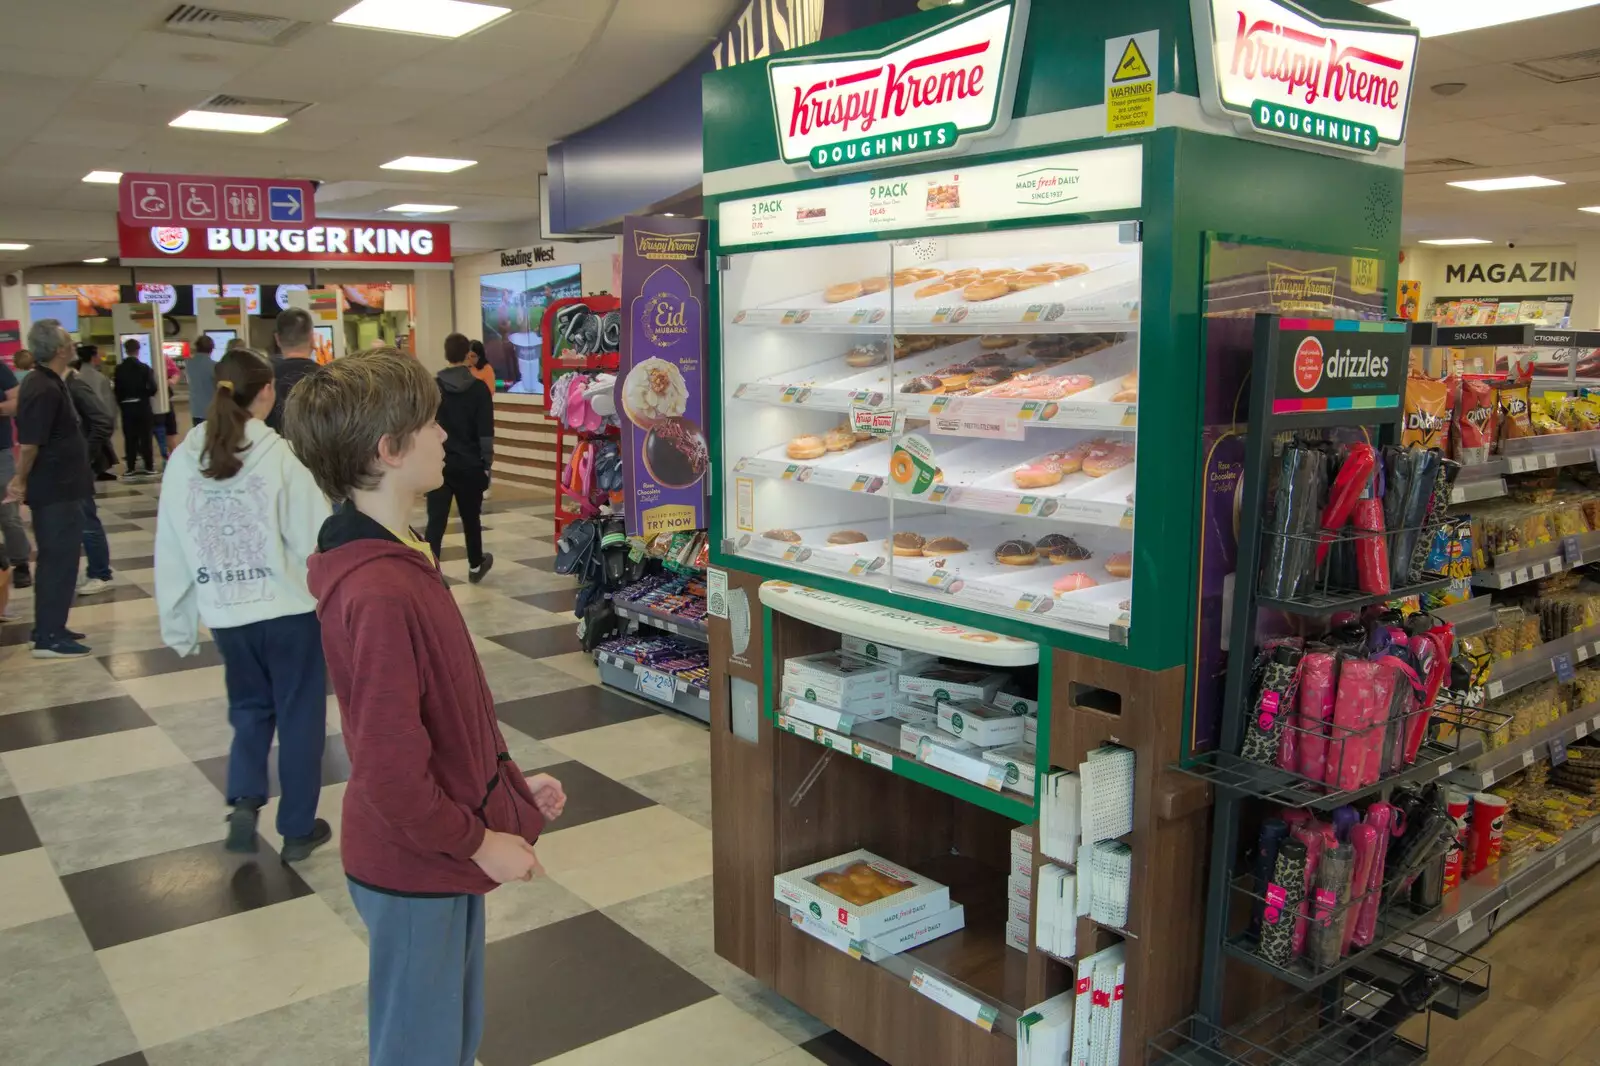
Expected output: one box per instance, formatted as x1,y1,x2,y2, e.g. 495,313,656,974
32,638,91,660
225,800,262,853
468,553,495,584
12,565,30,590
280,818,332,863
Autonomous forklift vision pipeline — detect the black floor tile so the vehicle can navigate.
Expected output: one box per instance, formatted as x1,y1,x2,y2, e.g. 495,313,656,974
112,507,158,520
61,838,315,950
94,487,145,499
489,626,582,659
439,544,470,562
514,589,579,614
0,796,40,857
108,554,154,570
523,760,654,831
497,685,658,740
93,1054,150,1066
194,734,352,799
800,1031,893,1065
479,911,716,1066
514,555,563,572
73,583,150,604
98,643,224,681
0,696,153,753
98,522,143,535
0,622,30,647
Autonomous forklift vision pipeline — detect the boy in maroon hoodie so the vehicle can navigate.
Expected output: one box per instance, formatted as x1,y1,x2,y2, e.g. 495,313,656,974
283,349,565,1066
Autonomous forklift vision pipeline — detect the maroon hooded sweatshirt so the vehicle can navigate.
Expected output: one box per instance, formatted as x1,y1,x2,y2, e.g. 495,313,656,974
308,504,545,896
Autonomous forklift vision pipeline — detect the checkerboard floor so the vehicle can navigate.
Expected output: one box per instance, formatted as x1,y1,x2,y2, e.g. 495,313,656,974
0,480,888,1066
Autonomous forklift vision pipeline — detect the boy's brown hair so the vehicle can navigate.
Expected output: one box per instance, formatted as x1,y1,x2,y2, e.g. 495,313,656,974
283,346,438,502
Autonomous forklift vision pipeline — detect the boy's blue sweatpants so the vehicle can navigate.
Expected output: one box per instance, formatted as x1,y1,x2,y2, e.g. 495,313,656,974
348,880,485,1066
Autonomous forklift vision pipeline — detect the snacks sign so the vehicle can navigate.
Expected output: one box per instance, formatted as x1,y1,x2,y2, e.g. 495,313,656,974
1271,318,1410,416
1190,0,1419,153
767,0,1030,172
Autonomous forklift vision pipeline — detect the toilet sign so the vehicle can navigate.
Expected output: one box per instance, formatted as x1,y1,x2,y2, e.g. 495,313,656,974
1105,31,1157,134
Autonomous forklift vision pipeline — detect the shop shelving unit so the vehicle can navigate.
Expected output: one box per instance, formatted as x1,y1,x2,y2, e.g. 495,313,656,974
540,295,620,546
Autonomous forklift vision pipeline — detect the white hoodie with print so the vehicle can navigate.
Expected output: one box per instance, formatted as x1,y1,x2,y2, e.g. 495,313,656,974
156,419,330,655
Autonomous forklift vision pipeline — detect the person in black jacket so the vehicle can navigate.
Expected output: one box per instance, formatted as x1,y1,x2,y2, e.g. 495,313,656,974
425,333,495,583
112,339,156,478
65,358,116,594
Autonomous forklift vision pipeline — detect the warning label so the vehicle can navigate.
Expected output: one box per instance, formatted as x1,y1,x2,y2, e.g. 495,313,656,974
1105,32,1157,135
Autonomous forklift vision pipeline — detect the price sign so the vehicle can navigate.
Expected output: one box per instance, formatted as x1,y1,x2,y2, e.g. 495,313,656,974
1552,739,1570,767
1579,722,1590,739
1564,534,1584,567
636,667,679,706
909,969,1000,1031
1523,750,1537,768
1555,653,1577,684
1456,910,1473,934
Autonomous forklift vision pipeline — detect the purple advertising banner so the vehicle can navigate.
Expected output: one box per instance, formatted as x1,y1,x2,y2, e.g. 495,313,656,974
618,216,710,538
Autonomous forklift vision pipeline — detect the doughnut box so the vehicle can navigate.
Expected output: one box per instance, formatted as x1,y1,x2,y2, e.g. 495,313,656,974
937,698,1028,747
775,849,951,940
782,651,893,707
839,635,939,674
899,666,1010,707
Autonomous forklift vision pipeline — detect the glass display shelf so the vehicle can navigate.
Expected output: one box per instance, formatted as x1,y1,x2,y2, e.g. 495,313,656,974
719,222,1139,642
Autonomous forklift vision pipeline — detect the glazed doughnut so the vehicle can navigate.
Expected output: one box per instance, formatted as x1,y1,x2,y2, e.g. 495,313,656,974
981,374,1095,400
923,536,969,555
787,435,827,460
916,281,960,299
979,335,1018,349
962,279,1011,302
828,529,868,545
845,345,885,368
1082,439,1134,477
1013,456,1066,488
1105,551,1132,578
763,529,802,543
1008,272,1059,291
1054,440,1093,474
1026,262,1061,273
1111,371,1138,403
935,364,974,390
824,282,866,303
969,351,1011,368
981,267,1020,279
967,369,1014,390
1037,532,1092,562
823,426,854,452
1053,572,1099,593
1054,263,1092,278
890,531,926,557
900,375,944,395
861,275,890,294
994,539,1039,566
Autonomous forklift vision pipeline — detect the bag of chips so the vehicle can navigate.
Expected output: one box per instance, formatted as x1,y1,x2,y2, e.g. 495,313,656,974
1531,396,1568,435
1567,393,1600,432
1455,378,1496,464
1499,384,1534,440
1403,376,1450,448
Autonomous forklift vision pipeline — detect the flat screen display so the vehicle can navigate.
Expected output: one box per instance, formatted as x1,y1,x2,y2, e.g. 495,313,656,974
28,298,79,334
204,330,236,359
193,284,261,315
312,324,335,365
119,333,152,367
479,262,582,393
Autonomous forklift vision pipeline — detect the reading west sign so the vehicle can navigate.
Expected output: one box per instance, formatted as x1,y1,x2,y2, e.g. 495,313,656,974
1191,0,1419,154
767,0,1030,172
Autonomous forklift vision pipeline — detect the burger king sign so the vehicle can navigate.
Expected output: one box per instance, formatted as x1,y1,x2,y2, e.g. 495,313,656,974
151,227,189,255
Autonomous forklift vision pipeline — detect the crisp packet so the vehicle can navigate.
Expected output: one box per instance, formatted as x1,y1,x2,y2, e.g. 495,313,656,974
1403,376,1450,449
1499,384,1534,439
1454,378,1496,464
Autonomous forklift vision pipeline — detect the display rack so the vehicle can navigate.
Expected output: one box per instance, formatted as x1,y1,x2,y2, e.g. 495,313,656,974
540,295,620,545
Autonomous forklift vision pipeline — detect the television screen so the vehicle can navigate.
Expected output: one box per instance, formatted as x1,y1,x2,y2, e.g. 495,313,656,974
28,298,79,334
40,284,118,317
312,324,335,365
204,330,236,358
480,262,582,393
161,341,187,361
119,333,152,367
193,283,261,315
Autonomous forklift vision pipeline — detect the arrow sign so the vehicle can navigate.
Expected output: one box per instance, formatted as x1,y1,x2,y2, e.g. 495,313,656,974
268,186,305,222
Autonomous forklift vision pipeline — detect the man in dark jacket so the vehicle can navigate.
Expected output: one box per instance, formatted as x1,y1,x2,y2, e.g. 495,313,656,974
112,339,156,478
66,356,116,595
425,333,495,583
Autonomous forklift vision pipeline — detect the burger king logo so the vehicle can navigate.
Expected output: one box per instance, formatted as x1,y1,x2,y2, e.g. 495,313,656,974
150,227,189,255
1293,336,1324,393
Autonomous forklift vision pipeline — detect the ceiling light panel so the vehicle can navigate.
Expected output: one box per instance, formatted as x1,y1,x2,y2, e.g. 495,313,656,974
170,110,287,133
1446,175,1566,191
1370,0,1600,37
333,0,510,38
1418,238,1494,245
0,243,31,251
387,203,458,213
1581,206,1600,214
83,257,108,263
82,171,122,184
380,156,477,172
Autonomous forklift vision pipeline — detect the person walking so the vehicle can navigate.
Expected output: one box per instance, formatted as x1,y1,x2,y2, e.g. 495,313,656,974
187,336,217,427
266,308,318,433
283,348,564,1066
65,351,116,596
113,339,156,479
0,350,33,589
76,345,120,480
425,333,495,583
4,320,95,658
155,347,333,861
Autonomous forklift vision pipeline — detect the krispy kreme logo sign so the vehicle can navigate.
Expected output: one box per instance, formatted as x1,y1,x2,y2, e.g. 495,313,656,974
1192,0,1418,152
767,0,1029,171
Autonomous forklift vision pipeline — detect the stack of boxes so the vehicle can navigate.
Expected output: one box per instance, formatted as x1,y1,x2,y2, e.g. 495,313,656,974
895,663,1039,796
1008,826,1034,952
780,650,897,734
775,849,967,962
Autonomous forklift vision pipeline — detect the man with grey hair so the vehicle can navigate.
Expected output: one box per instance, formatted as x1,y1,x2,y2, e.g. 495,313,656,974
267,307,317,433
3,320,95,657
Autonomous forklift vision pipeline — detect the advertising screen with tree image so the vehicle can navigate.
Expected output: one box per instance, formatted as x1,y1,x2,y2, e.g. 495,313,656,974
480,263,583,393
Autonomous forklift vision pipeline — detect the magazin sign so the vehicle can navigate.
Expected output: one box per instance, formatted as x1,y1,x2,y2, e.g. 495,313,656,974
767,0,1030,172
1191,0,1419,153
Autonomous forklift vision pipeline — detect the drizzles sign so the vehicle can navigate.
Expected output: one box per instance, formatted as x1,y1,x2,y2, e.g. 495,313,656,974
1192,0,1419,153
767,0,1030,172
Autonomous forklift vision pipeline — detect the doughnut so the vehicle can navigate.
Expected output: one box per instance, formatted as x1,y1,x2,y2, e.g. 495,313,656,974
1027,262,1062,273
890,451,916,485
1008,272,1059,291
981,374,1095,400
823,426,854,452
890,531,926,557
844,344,885,368
828,529,868,545
1054,263,1092,278
934,364,974,390
994,539,1038,566
916,281,959,299
824,282,866,303
923,536,968,555
962,279,1011,302
1105,551,1132,578
900,375,944,395
1013,456,1066,488
861,275,890,294
1053,572,1099,593
1112,371,1138,403
980,267,1020,279
763,529,802,542
968,369,1014,390
1082,439,1135,477
980,335,1018,349
1037,533,1091,562
787,435,826,460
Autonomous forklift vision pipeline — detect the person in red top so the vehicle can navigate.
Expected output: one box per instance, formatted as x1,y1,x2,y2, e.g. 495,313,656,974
283,347,565,1065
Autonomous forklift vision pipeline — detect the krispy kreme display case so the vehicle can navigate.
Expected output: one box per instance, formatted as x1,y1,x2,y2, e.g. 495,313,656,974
700,1,1415,1063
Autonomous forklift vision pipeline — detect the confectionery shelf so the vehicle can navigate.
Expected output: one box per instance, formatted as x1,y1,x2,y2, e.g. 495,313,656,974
595,651,712,712
612,600,709,642
774,711,1035,823
1446,699,1600,791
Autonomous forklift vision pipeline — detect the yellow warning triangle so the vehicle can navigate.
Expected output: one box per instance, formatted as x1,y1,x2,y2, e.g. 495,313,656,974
1113,38,1151,82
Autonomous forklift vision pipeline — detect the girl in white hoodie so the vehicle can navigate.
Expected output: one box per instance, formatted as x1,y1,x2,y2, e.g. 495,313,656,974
156,348,334,861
